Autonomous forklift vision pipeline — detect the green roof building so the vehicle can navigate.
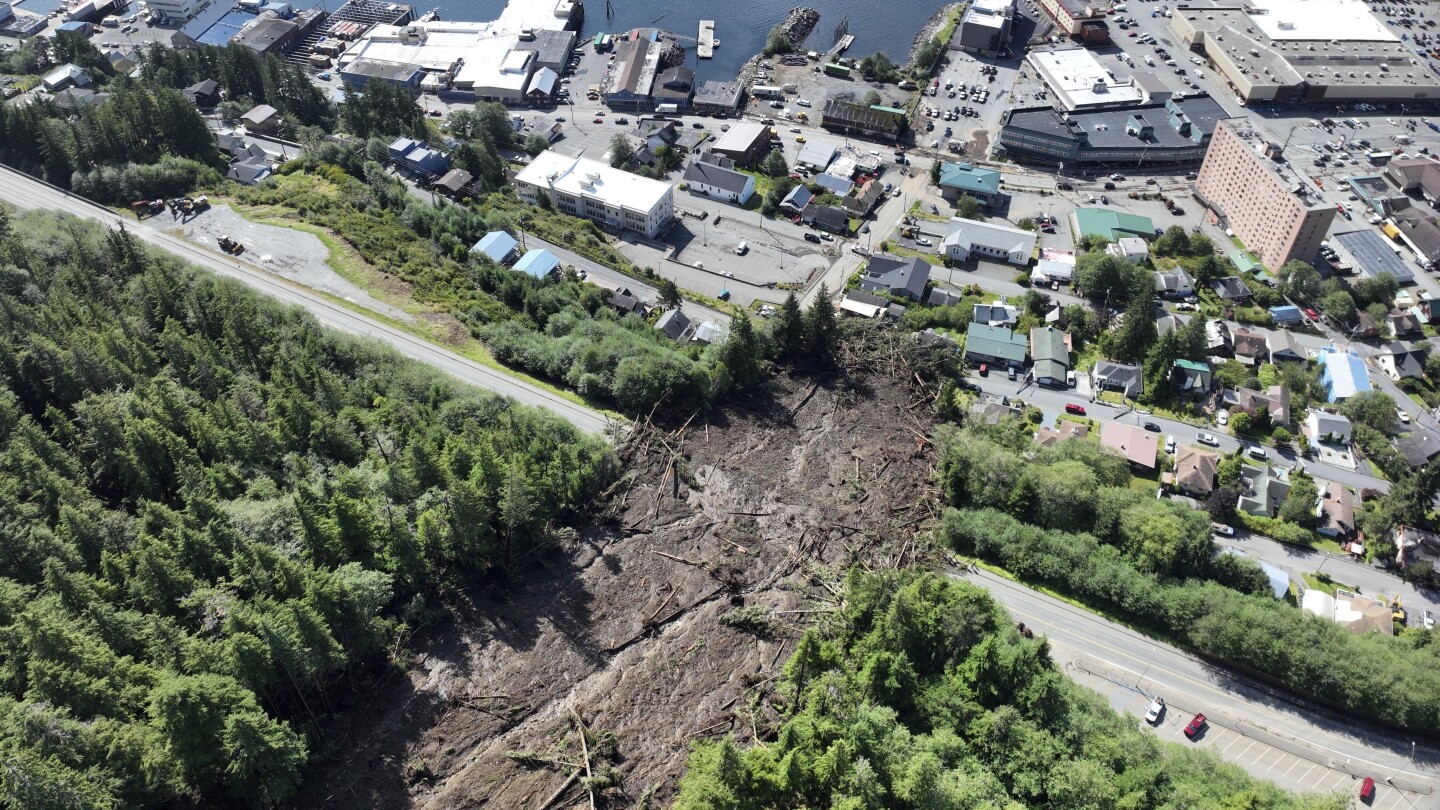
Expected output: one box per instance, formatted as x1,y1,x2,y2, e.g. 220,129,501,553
1072,208,1156,241
1228,249,1261,274
938,162,1003,204
1030,326,1070,387
1173,358,1212,394
964,323,1029,368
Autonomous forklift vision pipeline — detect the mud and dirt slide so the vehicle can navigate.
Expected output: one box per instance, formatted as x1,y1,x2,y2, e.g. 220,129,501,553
289,360,943,809
151,203,414,323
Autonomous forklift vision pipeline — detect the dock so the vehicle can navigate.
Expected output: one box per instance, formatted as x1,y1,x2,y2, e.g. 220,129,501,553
697,19,715,58
826,34,854,60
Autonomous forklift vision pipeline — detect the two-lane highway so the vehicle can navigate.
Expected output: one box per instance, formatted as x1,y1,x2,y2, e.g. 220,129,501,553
0,166,614,436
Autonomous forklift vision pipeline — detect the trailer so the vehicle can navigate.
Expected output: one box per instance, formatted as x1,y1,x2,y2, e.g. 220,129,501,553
750,84,784,99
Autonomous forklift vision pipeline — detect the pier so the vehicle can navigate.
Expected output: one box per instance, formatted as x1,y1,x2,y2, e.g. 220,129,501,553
826,34,855,61
697,19,715,58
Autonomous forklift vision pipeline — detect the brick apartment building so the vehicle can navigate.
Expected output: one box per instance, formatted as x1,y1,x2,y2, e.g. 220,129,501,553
1194,119,1335,270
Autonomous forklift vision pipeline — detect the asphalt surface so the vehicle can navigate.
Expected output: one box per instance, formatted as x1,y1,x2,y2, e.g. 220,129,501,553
953,567,1438,800
0,165,614,436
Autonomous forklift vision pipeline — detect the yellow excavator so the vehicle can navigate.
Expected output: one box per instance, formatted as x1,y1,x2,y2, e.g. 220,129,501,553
1392,593,1407,625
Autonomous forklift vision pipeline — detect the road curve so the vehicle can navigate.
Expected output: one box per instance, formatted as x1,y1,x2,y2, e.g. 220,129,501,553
952,568,1436,787
0,166,613,436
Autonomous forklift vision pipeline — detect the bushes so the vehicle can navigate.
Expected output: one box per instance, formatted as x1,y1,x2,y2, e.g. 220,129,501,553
70,156,224,204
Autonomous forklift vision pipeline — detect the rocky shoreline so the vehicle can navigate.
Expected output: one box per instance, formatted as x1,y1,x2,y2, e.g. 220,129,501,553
776,7,821,48
908,2,964,67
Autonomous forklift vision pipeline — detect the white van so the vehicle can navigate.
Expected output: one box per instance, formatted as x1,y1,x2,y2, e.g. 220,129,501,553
1144,55,1155,66
1247,446,1268,460
733,241,748,255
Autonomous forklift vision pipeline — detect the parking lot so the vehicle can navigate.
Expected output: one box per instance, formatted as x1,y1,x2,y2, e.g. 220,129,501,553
1076,666,1420,807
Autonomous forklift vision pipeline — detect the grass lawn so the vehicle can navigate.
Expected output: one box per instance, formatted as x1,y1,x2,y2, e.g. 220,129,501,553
1301,571,1357,596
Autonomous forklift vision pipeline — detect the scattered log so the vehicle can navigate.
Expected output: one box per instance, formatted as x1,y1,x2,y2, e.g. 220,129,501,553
651,549,705,567
569,707,596,810
646,589,677,623
534,769,582,810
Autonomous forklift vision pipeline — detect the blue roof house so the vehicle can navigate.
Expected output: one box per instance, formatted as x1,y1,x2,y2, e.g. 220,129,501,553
387,137,421,162
404,146,451,177
1317,347,1373,402
1268,305,1304,327
471,231,518,264
514,249,561,279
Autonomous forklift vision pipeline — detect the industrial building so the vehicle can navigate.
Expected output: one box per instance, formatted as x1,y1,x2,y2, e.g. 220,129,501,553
1034,0,1109,42
820,100,907,141
1194,119,1336,270
148,0,210,23
0,2,49,36
953,0,1014,57
994,94,1225,166
514,151,675,239
692,80,743,115
1169,0,1440,102
1026,48,1143,110
605,32,663,111
232,8,326,57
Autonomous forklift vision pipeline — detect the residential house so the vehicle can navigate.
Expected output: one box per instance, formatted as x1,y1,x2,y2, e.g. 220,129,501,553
801,203,850,234
838,290,906,320
471,231,519,264
1109,237,1151,263
53,87,108,111
1173,359,1211,395
1232,328,1269,366
1238,464,1290,517
1268,305,1304,327
1154,267,1195,298
1315,482,1356,540
940,217,1036,265
1317,347,1373,402
1353,311,1381,338
972,302,1019,327
513,248,561,279
1304,410,1353,445
182,78,221,107
1396,428,1440,469
796,141,838,171
812,173,854,197
1267,330,1307,364
937,162,1002,205
607,288,648,316
655,309,693,341
1206,319,1232,357
1374,342,1426,381
41,63,90,92
928,288,966,308
1093,360,1143,399
1209,276,1251,302
1301,588,1393,636
1034,422,1090,446
434,169,474,198
858,255,932,301
226,143,273,185
1394,524,1440,573
631,118,679,152
1030,326,1070,387
682,153,756,206
1224,385,1291,426
1100,422,1159,470
779,185,812,214
1173,445,1219,496
240,103,282,135
106,50,138,76
964,323,1029,369
842,179,885,218
691,320,726,345
1389,309,1424,337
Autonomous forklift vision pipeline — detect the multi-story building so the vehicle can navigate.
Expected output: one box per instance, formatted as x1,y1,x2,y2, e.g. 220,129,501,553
1194,119,1335,270
1034,0,1109,41
953,0,1014,57
514,151,675,238
995,95,1225,167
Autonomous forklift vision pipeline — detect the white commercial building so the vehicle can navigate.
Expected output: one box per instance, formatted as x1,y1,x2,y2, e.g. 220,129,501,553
147,0,210,22
337,23,545,101
514,151,675,238
1025,48,1143,110
940,217,1036,265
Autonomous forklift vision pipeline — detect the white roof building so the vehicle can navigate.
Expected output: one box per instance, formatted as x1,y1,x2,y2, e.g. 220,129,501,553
338,23,541,101
940,217,1036,266
1025,48,1143,110
513,150,675,238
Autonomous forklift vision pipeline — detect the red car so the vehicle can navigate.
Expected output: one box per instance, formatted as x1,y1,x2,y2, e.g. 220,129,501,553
1183,713,1207,738
1065,403,1086,415
1304,307,1320,320
1359,777,1375,802
593,117,604,123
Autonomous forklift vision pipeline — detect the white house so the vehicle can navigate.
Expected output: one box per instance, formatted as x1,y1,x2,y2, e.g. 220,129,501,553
940,217,1036,265
514,150,675,239
1107,237,1150,262
1305,410,1353,445
681,152,756,206
1153,267,1195,298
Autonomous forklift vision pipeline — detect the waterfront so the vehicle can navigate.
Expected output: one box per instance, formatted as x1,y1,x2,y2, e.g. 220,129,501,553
428,0,942,80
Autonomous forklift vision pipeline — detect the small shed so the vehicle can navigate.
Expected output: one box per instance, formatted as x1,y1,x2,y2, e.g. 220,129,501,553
514,248,561,279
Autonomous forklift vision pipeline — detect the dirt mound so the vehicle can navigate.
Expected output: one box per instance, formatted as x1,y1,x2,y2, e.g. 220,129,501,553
289,368,939,809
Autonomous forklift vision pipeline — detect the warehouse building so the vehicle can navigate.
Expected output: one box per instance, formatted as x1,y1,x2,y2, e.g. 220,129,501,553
1194,119,1336,270
994,94,1225,166
820,100,907,141
1170,0,1440,103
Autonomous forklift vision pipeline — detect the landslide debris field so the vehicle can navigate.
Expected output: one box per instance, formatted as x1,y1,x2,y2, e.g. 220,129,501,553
291,369,940,808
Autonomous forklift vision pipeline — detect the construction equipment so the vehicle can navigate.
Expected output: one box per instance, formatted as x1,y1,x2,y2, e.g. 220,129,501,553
130,199,165,218
1392,593,1407,624
217,236,244,255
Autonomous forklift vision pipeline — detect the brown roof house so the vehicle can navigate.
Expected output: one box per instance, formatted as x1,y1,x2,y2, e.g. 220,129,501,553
240,103,282,135
1173,445,1219,497
1034,422,1090,447
1100,422,1159,470
1231,328,1269,366
1315,481,1356,540
1302,588,1394,636
1222,385,1291,426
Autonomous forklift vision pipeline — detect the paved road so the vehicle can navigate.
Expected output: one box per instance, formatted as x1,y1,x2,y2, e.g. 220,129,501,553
0,166,614,436
953,567,1437,798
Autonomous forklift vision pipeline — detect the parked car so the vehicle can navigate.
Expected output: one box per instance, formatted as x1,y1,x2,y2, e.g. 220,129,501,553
1359,777,1375,802
1165,435,1176,453
1065,403,1086,415
804,232,822,243
1144,696,1165,723
915,236,932,247
1143,421,1161,432
1197,433,1220,446
1212,523,1236,536
1183,713,1207,738
1398,409,1412,424
1217,410,1229,426
1248,446,1268,460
